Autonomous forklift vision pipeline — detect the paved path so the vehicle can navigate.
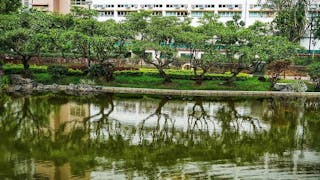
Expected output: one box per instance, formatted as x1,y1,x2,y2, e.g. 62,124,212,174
100,87,320,98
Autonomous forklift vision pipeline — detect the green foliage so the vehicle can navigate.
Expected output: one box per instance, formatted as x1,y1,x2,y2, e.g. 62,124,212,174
271,0,307,42
0,0,21,14
70,6,99,19
3,64,47,74
307,62,320,90
47,65,68,79
67,68,83,76
0,75,9,89
33,73,52,84
314,14,320,40
115,69,250,81
88,64,105,78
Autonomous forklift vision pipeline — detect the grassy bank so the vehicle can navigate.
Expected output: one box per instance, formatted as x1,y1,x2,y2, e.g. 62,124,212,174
4,63,316,91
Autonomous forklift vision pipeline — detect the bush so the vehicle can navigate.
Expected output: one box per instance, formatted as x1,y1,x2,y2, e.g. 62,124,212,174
47,65,68,79
67,68,83,76
33,73,53,84
88,64,105,78
0,76,9,89
307,62,320,90
67,64,88,71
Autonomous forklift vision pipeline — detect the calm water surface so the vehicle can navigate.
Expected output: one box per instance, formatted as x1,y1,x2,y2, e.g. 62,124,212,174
0,94,319,179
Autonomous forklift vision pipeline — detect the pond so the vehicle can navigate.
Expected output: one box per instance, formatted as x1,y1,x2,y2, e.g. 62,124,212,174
0,94,320,179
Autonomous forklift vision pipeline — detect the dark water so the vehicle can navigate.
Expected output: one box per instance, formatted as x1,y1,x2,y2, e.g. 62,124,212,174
0,94,320,179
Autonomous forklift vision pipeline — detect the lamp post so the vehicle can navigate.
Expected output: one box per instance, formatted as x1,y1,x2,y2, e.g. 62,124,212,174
86,0,92,10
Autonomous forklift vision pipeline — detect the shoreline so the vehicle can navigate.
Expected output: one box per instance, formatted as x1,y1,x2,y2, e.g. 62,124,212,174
4,84,320,98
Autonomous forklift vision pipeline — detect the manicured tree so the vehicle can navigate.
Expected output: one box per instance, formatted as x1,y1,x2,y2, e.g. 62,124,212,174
220,27,258,84
131,41,177,83
256,35,298,87
176,26,220,85
0,28,45,76
267,60,291,87
72,7,100,67
113,22,134,66
90,36,117,81
131,16,182,83
125,10,152,40
197,48,225,84
45,13,76,57
0,10,55,77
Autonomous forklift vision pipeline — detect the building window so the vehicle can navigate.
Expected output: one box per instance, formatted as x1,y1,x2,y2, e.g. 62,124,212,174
70,105,86,117
249,12,272,18
71,0,86,5
191,11,204,17
166,11,187,17
118,11,133,17
218,11,241,17
100,11,114,17
152,11,162,16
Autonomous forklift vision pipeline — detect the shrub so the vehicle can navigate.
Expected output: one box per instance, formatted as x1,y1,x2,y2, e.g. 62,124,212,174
33,73,53,84
67,68,83,76
47,65,68,79
67,64,88,71
0,76,9,89
307,62,320,90
88,64,105,78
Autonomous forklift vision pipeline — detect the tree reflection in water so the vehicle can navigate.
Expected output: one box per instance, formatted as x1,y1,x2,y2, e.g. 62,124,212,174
0,94,320,179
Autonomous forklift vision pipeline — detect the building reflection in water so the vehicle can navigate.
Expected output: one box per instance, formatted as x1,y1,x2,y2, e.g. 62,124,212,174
1,95,319,179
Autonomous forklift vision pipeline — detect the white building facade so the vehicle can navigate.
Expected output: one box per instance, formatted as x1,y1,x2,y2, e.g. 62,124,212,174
90,0,320,51
92,0,275,26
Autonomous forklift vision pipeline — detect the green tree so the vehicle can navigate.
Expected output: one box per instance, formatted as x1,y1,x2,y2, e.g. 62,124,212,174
90,36,117,81
313,14,320,41
0,0,21,14
131,41,177,83
176,26,223,85
131,16,182,83
125,10,152,40
268,0,308,42
0,28,46,76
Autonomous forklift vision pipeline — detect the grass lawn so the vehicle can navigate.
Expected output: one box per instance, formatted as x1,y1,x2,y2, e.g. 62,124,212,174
32,73,272,91
102,75,272,91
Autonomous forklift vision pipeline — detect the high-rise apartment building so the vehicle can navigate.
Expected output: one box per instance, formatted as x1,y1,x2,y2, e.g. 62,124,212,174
21,0,90,14
20,0,320,51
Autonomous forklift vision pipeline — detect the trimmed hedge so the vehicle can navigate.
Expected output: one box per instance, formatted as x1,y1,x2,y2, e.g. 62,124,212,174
3,63,84,76
47,65,68,79
115,69,250,81
3,64,47,74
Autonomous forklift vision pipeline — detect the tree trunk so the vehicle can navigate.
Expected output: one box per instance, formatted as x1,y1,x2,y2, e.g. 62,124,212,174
158,67,172,83
22,56,31,78
0,62,3,77
225,70,240,85
103,62,115,82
